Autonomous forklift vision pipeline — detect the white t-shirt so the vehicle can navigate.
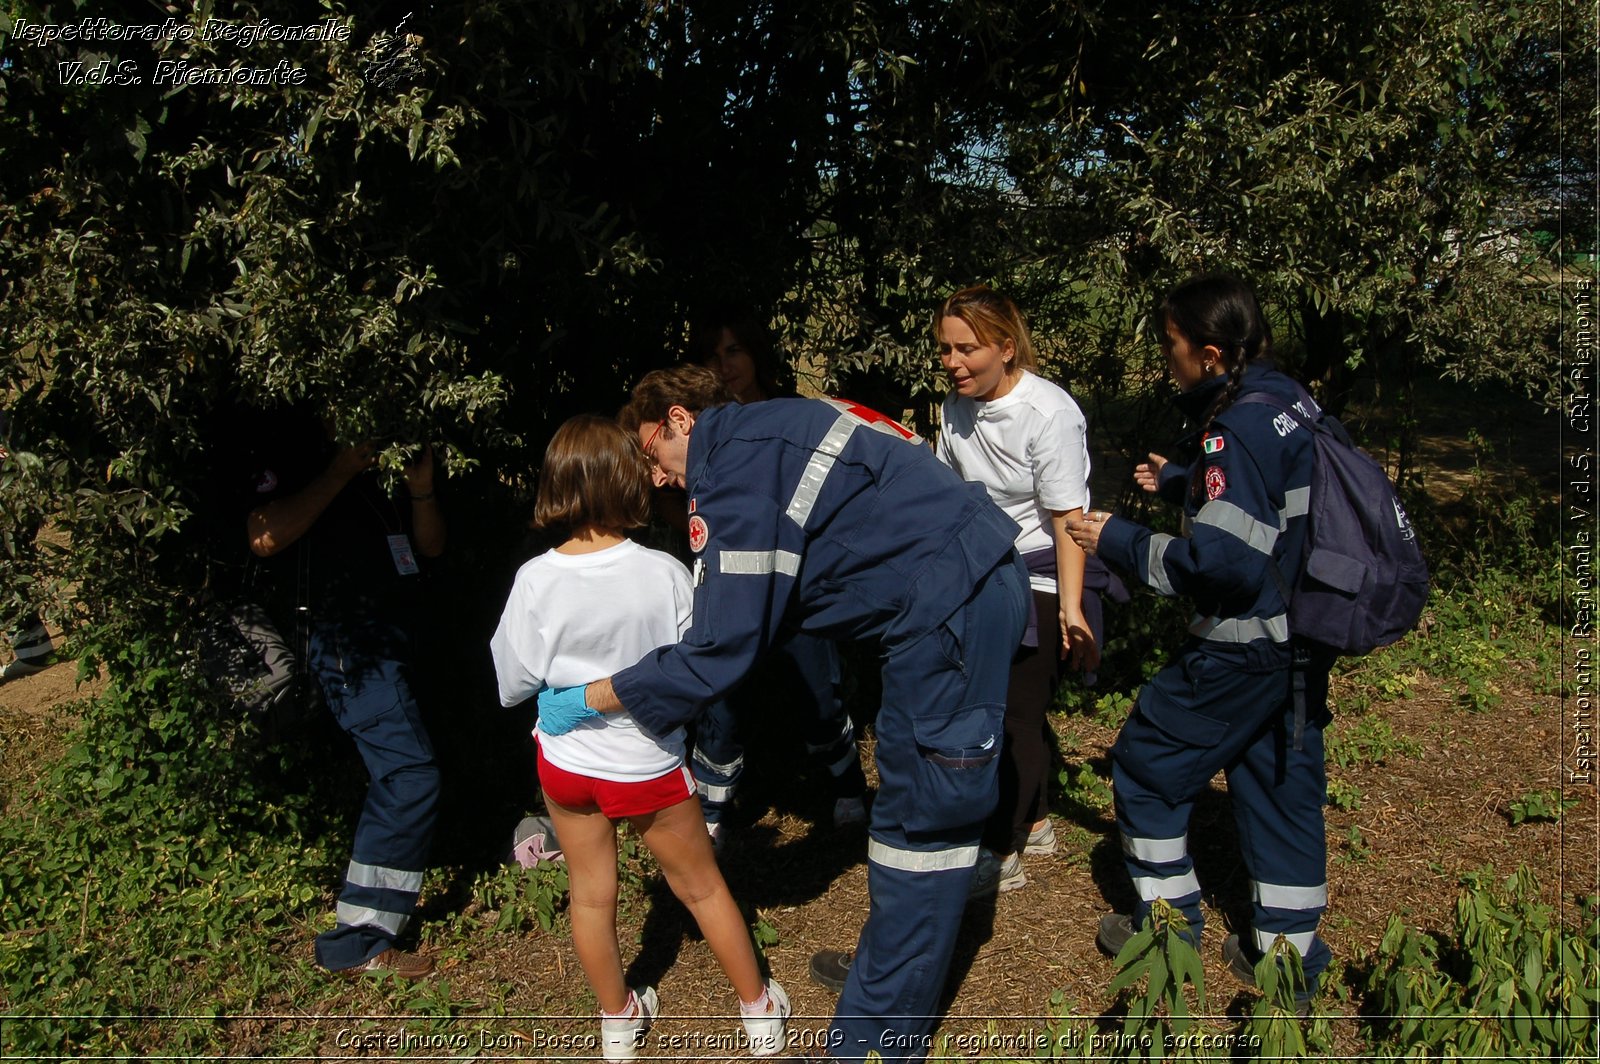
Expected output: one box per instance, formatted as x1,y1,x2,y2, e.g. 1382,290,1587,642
937,370,1092,594
490,539,692,782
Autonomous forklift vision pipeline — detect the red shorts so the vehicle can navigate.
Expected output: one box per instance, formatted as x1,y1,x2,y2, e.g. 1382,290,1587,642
537,745,695,819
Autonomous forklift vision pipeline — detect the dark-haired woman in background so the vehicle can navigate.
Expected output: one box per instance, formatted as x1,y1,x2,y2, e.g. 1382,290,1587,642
1068,275,1332,1013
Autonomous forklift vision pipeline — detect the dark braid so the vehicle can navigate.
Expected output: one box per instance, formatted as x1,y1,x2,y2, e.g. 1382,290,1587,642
1160,275,1272,503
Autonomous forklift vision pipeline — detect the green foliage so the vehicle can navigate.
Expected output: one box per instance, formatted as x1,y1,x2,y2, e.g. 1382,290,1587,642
1105,902,1208,1048
1339,825,1375,865
1325,777,1365,812
752,913,781,952
1339,569,1557,715
472,861,568,935
1024,872,1595,1062
1326,713,1423,769
1507,789,1579,826
0,622,340,1058
1361,869,1598,1059
1057,762,1114,816
1242,938,1313,1058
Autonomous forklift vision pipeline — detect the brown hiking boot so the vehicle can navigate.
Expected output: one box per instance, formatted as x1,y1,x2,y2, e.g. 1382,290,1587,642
341,947,434,980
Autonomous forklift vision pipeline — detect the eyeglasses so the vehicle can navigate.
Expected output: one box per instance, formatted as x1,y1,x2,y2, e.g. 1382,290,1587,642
641,418,668,470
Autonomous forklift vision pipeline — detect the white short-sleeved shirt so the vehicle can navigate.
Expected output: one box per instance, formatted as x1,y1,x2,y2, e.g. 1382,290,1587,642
937,370,1092,594
489,539,692,781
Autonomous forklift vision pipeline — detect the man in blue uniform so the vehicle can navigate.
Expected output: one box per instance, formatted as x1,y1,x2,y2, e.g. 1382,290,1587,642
541,366,1027,1062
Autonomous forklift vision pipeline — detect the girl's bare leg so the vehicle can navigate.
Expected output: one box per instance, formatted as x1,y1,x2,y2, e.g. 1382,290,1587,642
629,797,765,1002
546,798,630,1013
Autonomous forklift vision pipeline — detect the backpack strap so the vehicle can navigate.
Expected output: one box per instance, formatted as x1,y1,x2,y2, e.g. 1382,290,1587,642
1230,388,1317,751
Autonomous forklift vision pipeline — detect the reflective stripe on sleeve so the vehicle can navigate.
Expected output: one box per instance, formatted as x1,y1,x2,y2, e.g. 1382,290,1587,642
335,902,409,936
786,414,858,527
1132,869,1202,902
867,837,980,872
1121,832,1189,864
1189,613,1290,644
1254,928,1318,956
1145,534,1178,596
1193,499,1279,555
1281,486,1310,521
1253,881,1329,911
720,550,801,576
345,861,424,894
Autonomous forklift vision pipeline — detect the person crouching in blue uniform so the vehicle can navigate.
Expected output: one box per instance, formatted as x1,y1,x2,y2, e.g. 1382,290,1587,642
1066,275,1334,1012
537,365,1027,1062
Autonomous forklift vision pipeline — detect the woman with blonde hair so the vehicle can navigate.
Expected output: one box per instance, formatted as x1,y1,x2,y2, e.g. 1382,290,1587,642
934,285,1104,894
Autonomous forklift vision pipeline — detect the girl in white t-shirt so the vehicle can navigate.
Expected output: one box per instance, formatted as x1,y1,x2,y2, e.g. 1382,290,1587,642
934,286,1103,895
490,415,787,1061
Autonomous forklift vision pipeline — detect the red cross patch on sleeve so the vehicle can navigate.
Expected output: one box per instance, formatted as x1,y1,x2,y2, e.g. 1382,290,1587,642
1204,466,1227,500
688,514,708,553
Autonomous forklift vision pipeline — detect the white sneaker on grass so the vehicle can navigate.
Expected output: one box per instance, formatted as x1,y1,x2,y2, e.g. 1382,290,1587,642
1024,818,1058,855
601,986,657,1062
740,978,790,1056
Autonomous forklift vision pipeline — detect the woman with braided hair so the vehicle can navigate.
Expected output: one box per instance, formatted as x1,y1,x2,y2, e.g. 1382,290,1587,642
1066,274,1334,1014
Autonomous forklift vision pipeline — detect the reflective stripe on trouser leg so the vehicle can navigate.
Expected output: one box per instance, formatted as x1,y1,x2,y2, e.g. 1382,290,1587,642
690,698,743,825
9,616,52,662
309,623,441,971
1110,734,1204,938
1227,679,1332,987
830,554,1026,1064
1109,652,1305,942
831,845,978,1063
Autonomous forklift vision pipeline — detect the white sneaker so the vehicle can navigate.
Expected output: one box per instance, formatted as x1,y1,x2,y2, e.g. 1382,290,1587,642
831,795,867,827
969,849,1027,896
601,986,657,1062
1024,818,1058,856
740,979,790,1057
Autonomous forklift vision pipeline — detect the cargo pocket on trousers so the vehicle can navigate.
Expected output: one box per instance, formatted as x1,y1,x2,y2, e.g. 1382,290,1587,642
904,702,1004,834
1115,695,1230,807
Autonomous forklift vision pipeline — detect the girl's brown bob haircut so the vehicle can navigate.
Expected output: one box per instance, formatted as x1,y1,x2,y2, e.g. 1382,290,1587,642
532,415,652,533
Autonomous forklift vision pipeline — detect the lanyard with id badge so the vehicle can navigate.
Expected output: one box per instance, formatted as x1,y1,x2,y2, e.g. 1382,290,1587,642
366,491,421,576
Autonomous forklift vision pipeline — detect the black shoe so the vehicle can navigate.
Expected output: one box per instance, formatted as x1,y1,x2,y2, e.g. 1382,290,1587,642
1222,933,1257,985
809,950,851,993
1223,934,1313,1018
1096,912,1137,957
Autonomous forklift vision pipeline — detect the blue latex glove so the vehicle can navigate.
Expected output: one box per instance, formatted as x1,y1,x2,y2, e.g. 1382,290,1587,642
537,684,601,735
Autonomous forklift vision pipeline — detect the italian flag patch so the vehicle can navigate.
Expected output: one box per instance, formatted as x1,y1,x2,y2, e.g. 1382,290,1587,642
1202,435,1225,455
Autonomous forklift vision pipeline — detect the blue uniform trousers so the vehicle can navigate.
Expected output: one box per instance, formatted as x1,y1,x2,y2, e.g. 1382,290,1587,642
829,554,1027,1063
308,619,441,971
690,632,864,825
1111,645,1332,989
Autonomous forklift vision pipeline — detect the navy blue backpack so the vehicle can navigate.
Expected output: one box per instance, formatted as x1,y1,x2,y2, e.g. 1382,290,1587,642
1237,390,1430,656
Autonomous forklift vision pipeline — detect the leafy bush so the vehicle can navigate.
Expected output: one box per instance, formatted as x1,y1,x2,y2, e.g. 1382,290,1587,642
1362,868,1598,1059
0,621,341,1058
1023,869,1593,1062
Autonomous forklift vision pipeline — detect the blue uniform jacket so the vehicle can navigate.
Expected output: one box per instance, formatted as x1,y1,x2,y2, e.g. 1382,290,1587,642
1097,364,1318,672
613,398,1020,737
